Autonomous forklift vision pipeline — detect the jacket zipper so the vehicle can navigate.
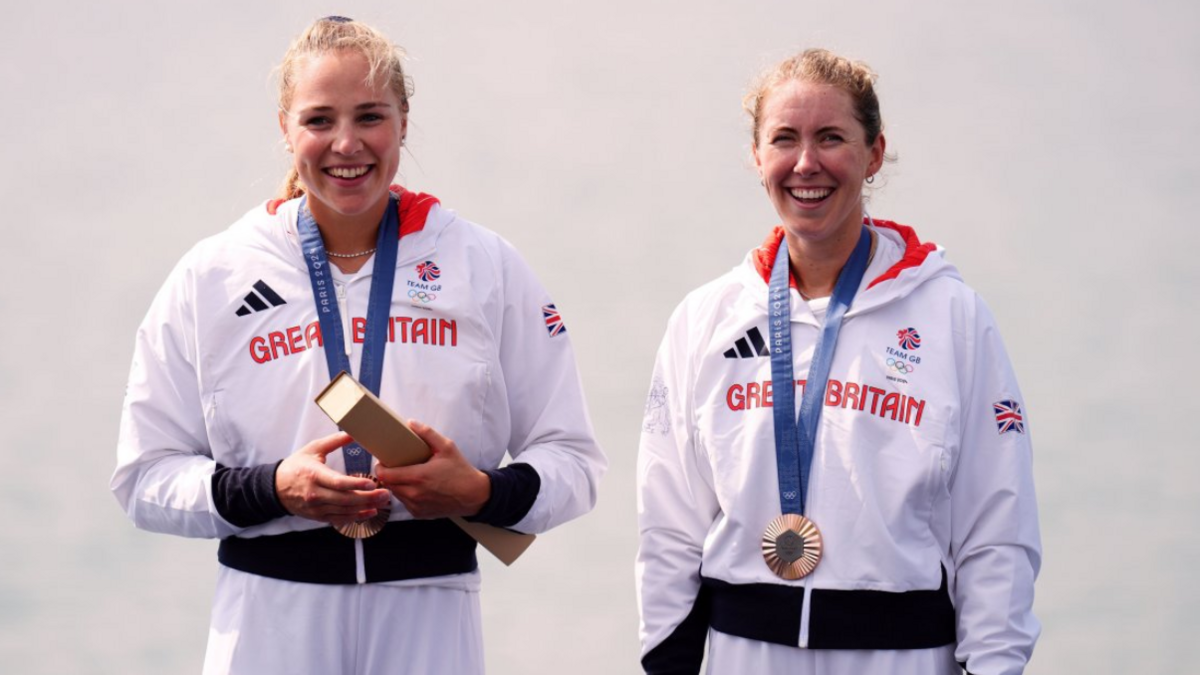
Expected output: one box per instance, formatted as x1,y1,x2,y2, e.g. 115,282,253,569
336,283,352,358
335,280,368,583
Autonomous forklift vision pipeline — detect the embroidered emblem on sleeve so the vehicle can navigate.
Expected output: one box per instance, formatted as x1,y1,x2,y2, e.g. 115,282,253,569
993,399,1025,434
542,303,567,337
643,376,670,435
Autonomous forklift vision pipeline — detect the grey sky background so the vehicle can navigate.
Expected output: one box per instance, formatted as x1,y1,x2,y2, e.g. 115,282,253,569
3,1,1197,673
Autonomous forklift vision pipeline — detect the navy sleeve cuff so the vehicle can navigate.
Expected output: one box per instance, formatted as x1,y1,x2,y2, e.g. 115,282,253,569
465,462,540,528
642,583,712,675
212,461,290,528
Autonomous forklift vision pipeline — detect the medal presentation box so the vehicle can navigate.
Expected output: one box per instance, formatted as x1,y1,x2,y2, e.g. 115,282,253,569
316,371,536,565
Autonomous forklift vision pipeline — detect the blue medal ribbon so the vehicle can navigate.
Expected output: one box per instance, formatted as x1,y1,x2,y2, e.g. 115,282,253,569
298,195,400,476
768,226,871,516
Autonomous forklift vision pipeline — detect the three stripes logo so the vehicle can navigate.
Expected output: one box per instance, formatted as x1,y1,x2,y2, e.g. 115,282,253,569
235,280,287,317
724,326,769,359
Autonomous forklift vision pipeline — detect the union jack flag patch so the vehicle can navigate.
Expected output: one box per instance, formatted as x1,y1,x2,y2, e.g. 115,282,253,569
542,303,566,337
993,400,1025,435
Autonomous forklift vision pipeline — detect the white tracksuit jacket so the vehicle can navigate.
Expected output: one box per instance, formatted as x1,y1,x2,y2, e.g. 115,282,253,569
112,190,605,583
637,221,1040,675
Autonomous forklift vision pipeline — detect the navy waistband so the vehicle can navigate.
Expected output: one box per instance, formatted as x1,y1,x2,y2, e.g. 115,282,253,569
703,568,956,649
218,519,478,585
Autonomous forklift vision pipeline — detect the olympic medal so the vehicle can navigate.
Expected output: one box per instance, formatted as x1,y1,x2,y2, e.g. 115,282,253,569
335,473,391,539
762,514,822,580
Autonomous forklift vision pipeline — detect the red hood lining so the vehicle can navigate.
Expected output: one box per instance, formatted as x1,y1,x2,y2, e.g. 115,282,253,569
751,219,937,290
266,184,440,239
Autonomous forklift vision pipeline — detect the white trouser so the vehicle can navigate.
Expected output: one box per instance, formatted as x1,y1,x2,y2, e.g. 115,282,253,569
203,565,484,675
707,630,960,675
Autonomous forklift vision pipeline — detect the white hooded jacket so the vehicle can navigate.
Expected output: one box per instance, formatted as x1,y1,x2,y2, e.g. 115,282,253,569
637,220,1040,675
113,190,605,583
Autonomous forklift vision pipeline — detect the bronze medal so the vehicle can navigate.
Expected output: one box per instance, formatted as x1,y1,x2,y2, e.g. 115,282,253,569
334,473,391,539
761,513,822,580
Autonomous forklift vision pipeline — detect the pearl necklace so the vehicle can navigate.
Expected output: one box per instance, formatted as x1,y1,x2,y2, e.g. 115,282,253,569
325,247,377,258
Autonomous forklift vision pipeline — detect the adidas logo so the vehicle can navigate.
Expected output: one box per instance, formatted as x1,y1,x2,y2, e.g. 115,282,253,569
235,280,287,317
724,326,769,358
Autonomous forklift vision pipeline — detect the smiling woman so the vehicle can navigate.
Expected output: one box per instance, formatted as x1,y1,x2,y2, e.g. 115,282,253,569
636,49,1041,675
752,79,884,296
746,53,886,300
110,16,605,675
280,51,405,236
276,21,411,271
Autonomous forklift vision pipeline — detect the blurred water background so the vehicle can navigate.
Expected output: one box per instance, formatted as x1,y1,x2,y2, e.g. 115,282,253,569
2,1,1197,672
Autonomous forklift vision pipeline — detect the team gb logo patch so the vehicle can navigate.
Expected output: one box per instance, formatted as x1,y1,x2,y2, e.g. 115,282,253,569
416,261,441,282
896,327,921,350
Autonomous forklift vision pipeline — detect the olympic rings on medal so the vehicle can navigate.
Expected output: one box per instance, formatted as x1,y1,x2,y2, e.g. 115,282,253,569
886,357,914,374
408,289,436,303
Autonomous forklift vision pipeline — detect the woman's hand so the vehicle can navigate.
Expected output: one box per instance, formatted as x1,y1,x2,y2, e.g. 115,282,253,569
375,420,491,519
275,432,392,525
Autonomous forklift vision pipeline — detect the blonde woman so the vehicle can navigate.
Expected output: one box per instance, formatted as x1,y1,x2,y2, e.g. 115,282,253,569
113,16,604,675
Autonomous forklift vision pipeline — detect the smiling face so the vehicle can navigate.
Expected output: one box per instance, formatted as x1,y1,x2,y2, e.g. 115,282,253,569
753,80,885,249
279,49,406,230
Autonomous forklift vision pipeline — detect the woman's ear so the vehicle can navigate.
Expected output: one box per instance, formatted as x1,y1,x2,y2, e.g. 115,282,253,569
279,110,292,152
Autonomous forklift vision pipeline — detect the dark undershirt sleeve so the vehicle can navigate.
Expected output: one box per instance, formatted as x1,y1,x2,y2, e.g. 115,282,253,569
212,461,290,528
464,462,540,528
642,583,713,675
